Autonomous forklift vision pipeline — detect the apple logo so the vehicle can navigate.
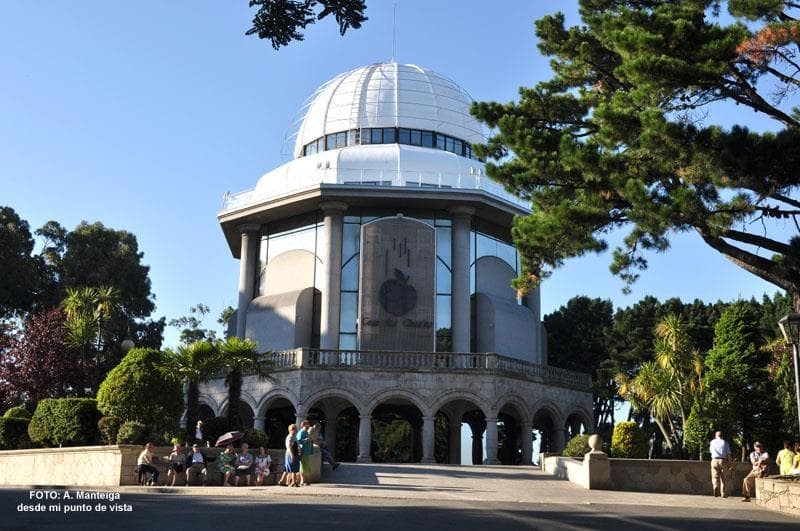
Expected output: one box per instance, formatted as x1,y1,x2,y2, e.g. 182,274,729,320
379,268,417,316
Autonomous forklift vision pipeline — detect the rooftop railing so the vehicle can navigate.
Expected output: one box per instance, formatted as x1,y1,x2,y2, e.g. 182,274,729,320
234,348,591,392
220,167,531,212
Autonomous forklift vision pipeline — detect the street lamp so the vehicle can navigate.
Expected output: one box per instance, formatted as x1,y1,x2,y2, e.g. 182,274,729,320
778,313,800,436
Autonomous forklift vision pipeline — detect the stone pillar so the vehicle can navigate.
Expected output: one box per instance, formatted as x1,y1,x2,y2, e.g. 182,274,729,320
319,201,347,349
449,421,462,465
524,287,543,364
357,415,372,463
485,417,500,465
295,405,307,428
236,224,261,339
449,206,474,353
421,416,436,463
325,416,338,461
253,416,265,431
553,428,567,454
521,423,533,465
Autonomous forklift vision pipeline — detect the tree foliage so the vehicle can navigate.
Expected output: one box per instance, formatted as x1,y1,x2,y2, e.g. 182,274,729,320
0,207,48,319
0,309,78,406
27,398,101,447
611,420,649,458
472,0,800,310
217,337,272,429
96,348,183,434
246,0,367,49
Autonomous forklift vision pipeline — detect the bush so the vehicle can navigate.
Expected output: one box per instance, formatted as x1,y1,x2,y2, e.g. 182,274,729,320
244,429,268,449
611,421,649,458
98,416,122,445
3,406,32,419
28,398,101,447
0,417,30,449
116,421,147,445
97,348,183,434
201,416,231,446
563,434,590,457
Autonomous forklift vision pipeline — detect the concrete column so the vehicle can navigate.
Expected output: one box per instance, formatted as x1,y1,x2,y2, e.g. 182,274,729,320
421,416,436,463
553,428,567,454
521,423,533,465
319,201,347,349
449,206,474,353
448,421,462,465
357,415,372,463
485,417,500,465
253,416,265,431
236,224,261,339
295,405,307,428
325,417,338,461
525,287,543,364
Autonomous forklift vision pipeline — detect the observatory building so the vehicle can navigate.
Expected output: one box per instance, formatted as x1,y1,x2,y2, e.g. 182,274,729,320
205,63,592,464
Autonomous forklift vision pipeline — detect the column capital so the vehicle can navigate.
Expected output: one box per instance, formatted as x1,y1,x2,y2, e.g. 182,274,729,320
359,415,372,421
237,223,261,234
422,415,436,422
319,201,348,214
448,205,475,217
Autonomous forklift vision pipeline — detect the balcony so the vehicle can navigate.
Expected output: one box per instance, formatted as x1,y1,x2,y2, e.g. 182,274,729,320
234,349,591,392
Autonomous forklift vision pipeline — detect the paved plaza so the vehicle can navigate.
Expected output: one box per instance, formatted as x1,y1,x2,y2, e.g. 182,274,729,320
4,464,798,530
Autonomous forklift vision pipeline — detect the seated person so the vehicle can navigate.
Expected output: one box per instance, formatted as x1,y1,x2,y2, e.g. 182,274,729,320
185,443,209,486
255,446,272,486
218,444,237,486
235,443,255,486
136,442,159,486
166,443,186,487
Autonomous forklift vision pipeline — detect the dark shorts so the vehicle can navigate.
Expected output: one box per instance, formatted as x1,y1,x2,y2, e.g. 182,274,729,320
169,463,185,473
284,454,300,473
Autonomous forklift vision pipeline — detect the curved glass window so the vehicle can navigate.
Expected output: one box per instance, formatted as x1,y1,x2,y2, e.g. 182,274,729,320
302,127,482,160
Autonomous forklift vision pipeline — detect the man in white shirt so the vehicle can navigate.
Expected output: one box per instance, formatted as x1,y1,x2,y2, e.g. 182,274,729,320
709,431,732,497
742,441,769,502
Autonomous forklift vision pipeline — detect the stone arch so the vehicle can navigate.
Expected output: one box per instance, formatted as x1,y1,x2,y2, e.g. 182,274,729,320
493,394,532,425
302,387,365,414
531,399,565,456
494,395,531,466
256,388,300,415
564,405,593,439
365,388,429,417
198,394,220,416
429,390,490,418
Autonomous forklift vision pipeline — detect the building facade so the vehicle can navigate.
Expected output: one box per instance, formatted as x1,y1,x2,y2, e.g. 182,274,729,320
202,63,592,464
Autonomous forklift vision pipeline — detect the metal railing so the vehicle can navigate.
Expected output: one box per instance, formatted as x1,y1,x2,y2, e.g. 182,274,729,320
241,348,591,391
220,167,531,212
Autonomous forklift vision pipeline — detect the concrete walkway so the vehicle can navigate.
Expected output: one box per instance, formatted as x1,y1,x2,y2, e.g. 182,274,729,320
116,462,789,515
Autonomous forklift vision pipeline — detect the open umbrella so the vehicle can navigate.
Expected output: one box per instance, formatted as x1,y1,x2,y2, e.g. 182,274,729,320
214,430,245,447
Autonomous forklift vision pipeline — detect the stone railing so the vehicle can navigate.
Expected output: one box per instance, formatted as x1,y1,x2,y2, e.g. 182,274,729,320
220,167,531,212
236,349,591,391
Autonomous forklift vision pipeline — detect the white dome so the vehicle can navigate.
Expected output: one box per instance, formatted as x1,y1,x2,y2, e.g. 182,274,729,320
292,63,485,158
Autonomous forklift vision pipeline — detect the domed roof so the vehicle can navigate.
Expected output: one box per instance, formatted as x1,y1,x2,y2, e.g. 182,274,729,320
292,63,485,158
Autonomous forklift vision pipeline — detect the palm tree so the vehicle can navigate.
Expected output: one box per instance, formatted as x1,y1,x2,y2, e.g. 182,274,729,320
160,340,223,433
217,337,273,429
62,286,122,394
616,314,703,454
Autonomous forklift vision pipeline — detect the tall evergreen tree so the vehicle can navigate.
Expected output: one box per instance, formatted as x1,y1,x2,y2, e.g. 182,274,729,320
472,1,800,309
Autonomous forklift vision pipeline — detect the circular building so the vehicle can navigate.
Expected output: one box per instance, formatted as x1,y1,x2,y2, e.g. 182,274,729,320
207,63,592,464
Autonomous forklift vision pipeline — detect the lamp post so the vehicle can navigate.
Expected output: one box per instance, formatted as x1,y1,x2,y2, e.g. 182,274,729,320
778,314,800,436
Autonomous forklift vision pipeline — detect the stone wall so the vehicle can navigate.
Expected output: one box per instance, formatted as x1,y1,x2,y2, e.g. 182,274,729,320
757,477,800,517
543,455,753,496
0,445,320,487
609,459,752,495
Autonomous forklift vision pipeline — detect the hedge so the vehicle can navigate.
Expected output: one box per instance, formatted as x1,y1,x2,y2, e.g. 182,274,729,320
116,421,147,445
98,416,122,445
28,398,101,447
563,434,590,457
3,406,32,420
0,417,30,449
611,421,649,458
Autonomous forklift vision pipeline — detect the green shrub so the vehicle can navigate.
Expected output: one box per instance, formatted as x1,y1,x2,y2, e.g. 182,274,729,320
3,406,32,419
563,434,590,457
28,398,101,447
201,416,231,445
98,416,122,445
0,417,30,449
97,348,183,434
244,429,268,449
611,421,649,458
116,421,147,445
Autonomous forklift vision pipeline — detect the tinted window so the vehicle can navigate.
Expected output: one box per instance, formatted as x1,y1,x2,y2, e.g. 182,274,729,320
383,128,396,143
421,131,434,148
371,128,383,144
410,130,421,146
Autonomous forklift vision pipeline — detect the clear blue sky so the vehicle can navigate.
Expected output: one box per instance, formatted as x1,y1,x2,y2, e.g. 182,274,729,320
1,1,790,348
